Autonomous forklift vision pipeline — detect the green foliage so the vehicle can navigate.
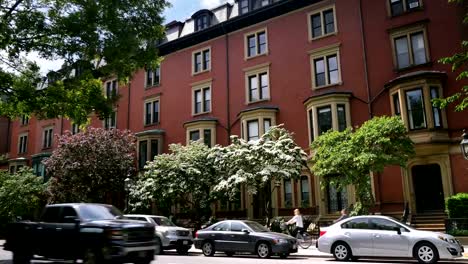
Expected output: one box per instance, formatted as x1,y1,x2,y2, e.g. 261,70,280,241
433,1,468,111
0,168,48,235
44,128,137,204
446,193,468,218
448,229,468,236
0,0,169,123
311,116,415,215
129,141,217,221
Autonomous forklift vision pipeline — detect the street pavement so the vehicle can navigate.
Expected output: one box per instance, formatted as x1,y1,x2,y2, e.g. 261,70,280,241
0,241,467,264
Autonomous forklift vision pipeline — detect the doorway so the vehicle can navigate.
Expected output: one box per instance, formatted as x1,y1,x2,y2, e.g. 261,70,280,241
327,184,348,214
412,164,444,214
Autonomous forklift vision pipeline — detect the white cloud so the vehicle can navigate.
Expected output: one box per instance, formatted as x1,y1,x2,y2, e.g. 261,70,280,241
200,0,226,9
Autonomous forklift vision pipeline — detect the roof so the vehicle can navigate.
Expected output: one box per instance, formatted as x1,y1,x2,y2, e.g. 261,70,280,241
237,105,279,116
384,70,447,89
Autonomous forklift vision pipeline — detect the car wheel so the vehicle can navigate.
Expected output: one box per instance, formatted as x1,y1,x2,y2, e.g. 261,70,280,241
415,242,439,264
256,242,271,259
154,237,162,255
83,248,100,264
225,251,234,257
279,253,289,259
176,246,190,255
332,242,352,261
12,252,31,264
202,241,215,256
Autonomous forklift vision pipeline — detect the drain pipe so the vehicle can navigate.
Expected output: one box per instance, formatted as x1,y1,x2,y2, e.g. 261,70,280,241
359,0,372,119
127,81,131,129
223,25,231,144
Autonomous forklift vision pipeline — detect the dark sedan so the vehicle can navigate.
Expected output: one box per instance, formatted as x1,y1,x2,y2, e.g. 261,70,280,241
194,220,297,258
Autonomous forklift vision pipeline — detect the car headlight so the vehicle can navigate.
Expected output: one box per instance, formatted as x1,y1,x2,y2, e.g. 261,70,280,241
273,239,288,244
438,235,450,242
108,230,124,240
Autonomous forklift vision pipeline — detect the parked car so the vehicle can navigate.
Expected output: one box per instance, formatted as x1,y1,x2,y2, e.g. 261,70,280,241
4,203,157,264
317,215,464,263
194,220,297,259
125,214,193,255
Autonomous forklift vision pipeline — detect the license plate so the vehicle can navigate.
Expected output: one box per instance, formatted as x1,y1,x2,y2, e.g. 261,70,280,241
183,240,188,245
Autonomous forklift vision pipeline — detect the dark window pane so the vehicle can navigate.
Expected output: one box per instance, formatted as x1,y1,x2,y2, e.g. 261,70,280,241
249,75,258,101
411,32,426,65
60,207,78,223
405,89,426,130
195,53,202,72
111,112,116,128
430,87,442,128
264,118,271,133
145,102,152,125
323,9,335,34
240,0,249,14
231,222,245,232
190,130,200,142
248,35,256,57
301,176,310,207
342,218,370,229
258,32,267,54
327,55,339,84
106,82,111,98
395,36,410,69
203,88,211,112
311,14,322,38
370,218,400,231
317,106,332,135
42,207,61,223
284,179,292,208
150,140,158,161
153,101,159,123
203,50,210,70
195,90,202,114
308,109,314,142
154,67,160,85
314,58,326,86
247,120,259,141
204,129,212,147
260,73,269,99
393,93,401,116
146,70,153,86
139,140,148,170
407,0,420,10
337,104,347,132
390,0,404,16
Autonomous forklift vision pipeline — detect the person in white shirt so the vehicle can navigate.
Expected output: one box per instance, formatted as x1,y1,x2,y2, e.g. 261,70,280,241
286,208,304,237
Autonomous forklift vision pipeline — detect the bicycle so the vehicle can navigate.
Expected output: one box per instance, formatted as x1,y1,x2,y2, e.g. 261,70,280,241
279,221,314,249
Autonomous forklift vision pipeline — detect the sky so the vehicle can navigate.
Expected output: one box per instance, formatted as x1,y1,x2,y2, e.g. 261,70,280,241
31,0,232,74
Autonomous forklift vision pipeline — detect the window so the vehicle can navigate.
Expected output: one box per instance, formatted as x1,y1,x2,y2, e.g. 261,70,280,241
430,86,442,128
21,115,29,126
264,118,271,133
213,222,230,231
300,176,310,207
370,218,402,231
305,93,351,143
72,123,80,135
389,0,421,16
42,207,61,223
391,25,428,70
309,6,336,40
203,129,212,147
193,48,211,74
405,88,426,130
145,99,160,125
240,0,249,14
195,15,210,31
393,93,401,116
246,29,267,58
105,80,118,98
184,120,216,147
239,0,273,14
231,222,246,232
60,207,78,223
43,127,53,149
146,66,160,87
193,86,211,115
247,120,259,141
284,179,292,208
18,134,28,154
246,70,269,103
310,43,341,88
104,111,116,129
342,218,370,229
138,139,160,170
189,130,200,142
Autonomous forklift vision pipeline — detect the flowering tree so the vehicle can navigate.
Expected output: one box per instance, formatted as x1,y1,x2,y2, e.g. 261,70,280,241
311,116,415,215
128,141,217,222
211,125,308,222
44,128,136,204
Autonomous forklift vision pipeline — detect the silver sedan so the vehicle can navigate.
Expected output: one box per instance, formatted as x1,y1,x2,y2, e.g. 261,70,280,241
317,215,463,263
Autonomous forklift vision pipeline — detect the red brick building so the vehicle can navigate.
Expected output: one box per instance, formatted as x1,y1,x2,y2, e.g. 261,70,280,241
2,0,467,223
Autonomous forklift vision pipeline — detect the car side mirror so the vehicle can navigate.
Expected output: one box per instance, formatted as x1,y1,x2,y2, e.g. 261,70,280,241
394,227,402,235
241,229,250,234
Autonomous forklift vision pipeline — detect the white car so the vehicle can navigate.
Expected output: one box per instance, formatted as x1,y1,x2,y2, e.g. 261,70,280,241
125,214,193,255
317,215,464,263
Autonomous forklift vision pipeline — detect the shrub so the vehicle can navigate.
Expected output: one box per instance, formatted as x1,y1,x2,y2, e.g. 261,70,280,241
446,193,468,219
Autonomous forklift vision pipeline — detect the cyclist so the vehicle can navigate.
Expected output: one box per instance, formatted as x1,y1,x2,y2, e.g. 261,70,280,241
286,208,304,237
333,208,349,223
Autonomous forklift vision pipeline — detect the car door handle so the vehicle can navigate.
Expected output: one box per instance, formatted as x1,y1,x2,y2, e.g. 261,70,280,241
230,235,235,237
37,227,43,230
56,227,62,231
374,234,380,238
211,234,215,237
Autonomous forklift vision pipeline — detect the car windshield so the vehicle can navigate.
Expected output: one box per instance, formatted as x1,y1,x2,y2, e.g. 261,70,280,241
78,204,123,221
152,217,175,226
244,221,269,232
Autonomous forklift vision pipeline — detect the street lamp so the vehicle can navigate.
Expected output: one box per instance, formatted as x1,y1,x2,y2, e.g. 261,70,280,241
461,130,468,160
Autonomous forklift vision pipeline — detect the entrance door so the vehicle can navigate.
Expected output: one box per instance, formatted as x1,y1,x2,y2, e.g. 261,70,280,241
412,164,444,213
253,183,271,219
327,184,348,214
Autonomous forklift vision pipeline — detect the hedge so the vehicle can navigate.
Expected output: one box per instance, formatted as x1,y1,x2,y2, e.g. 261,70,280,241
446,193,468,219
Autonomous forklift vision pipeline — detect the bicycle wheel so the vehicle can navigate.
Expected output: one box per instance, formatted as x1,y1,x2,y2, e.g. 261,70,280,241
296,233,313,249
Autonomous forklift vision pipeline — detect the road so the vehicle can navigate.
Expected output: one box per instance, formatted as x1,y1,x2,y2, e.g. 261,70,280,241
1,249,467,264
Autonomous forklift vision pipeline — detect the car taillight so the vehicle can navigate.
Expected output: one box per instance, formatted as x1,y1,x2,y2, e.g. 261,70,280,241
319,230,327,237
195,231,198,239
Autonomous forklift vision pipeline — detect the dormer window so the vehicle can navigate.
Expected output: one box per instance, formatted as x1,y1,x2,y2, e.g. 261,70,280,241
239,0,274,15
192,10,213,32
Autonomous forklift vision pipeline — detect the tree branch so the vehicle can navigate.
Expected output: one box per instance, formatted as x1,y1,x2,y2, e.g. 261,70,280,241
3,0,24,20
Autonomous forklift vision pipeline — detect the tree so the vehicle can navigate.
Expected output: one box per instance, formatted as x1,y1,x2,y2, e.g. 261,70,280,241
128,141,218,223
433,0,468,112
311,116,415,215
0,168,48,235
211,125,308,223
44,128,136,204
0,0,169,124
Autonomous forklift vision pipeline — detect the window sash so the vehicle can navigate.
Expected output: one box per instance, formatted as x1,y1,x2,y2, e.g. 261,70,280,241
300,176,310,207
145,102,152,125
194,53,202,73
194,90,202,114
405,88,427,130
395,36,410,69
314,58,326,87
139,140,148,170
264,118,271,133
152,101,159,124
150,139,159,161
203,50,210,70
146,70,153,86
430,86,442,128
247,35,256,57
390,0,404,16
258,32,267,55
190,130,200,142
311,14,322,38
317,106,332,135
393,93,401,116
19,135,27,153
323,9,335,34
260,73,269,99
327,55,339,85
247,120,259,141
337,104,347,132
203,88,211,112
410,32,426,65
203,129,212,147
284,179,292,208
308,109,314,142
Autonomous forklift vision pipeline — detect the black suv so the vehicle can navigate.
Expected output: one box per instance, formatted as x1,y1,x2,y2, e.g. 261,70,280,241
4,203,158,264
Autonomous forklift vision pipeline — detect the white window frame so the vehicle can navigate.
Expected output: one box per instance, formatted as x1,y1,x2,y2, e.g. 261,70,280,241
18,133,28,154
390,24,429,70
42,127,53,149
192,47,211,75
144,97,160,126
309,43,342,89
307,5,338,41
104,111,117,129
104,79,118,98
145,66,161,88
184,120,217,147
191,80,212,116
244,63,271,104
387,0,423,17
244,28,269,59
